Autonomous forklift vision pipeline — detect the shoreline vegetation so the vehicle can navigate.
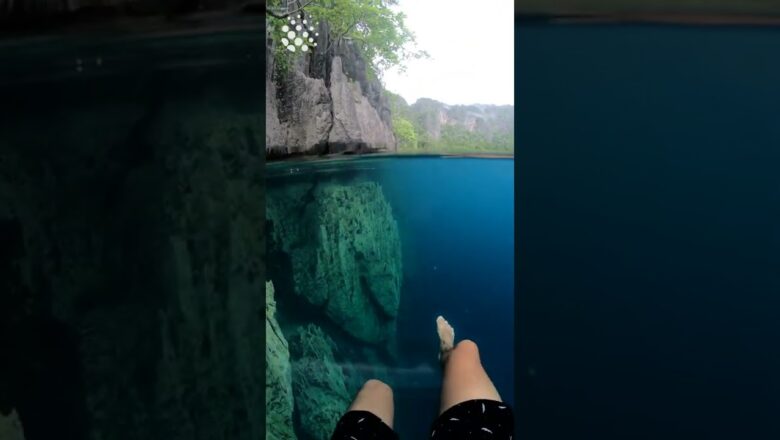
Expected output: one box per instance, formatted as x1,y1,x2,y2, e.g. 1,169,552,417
266,151,514,165
385,93,514,156
516,13,780,26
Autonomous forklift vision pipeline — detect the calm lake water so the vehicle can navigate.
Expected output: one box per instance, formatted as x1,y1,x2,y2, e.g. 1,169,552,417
517,23,780,439
267,156,515,438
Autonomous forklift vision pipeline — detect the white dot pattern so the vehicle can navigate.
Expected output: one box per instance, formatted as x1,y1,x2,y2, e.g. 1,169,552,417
279,13,320,53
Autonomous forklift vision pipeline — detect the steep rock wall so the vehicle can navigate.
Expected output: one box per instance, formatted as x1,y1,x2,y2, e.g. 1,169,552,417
266,33,396,157
328,57,396,152
392,95,514,142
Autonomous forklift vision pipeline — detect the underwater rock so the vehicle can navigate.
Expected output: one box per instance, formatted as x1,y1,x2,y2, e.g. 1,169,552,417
0,409,25,440
0,86,265,440
267,181,402,344
288,324,351,440
266,281,296,440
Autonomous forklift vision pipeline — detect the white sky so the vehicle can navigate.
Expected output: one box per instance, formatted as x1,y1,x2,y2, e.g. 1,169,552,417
381,0,514,106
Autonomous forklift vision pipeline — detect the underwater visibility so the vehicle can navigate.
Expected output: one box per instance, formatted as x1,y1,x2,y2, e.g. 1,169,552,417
265,156,515,439
1,27,267,440
517,22,780,439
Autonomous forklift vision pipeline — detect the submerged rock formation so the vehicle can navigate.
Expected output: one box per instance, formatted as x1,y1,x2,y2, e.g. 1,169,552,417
0,410,25,440
288,324,351,440
267,181,402,344
266,281,296,440
266,32,397,156
0,34,266,440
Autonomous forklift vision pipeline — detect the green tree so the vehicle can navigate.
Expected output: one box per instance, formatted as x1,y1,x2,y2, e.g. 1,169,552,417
392,116,417,150
385,90,410,119
267,0,427,78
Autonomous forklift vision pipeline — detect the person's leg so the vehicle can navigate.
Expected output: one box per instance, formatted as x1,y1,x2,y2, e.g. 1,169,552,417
346,379,395,428
331,379,396,440
436,316,501,414
429,316,514,439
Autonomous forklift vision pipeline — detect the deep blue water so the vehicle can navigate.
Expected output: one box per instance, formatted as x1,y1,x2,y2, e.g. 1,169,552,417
517,24,780,439
267,156,515,438
378,158,514,437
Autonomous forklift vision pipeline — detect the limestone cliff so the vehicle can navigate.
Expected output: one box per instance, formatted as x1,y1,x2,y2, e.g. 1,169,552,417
266,28,397,157
266,281,296,440
412,98,512,140
387,92,514,150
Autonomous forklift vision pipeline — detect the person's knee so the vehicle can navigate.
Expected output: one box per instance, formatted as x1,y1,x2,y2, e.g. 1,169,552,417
455,339,479,354
350,379,395,428
361,379,393,396
451,339,481,365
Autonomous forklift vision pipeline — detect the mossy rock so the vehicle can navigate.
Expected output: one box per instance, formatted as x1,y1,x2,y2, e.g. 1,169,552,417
268,181,402,344
266,281,296,440
288,324,351,440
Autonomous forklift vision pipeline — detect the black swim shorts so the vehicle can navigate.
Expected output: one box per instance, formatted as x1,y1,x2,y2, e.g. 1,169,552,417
330,399,514,440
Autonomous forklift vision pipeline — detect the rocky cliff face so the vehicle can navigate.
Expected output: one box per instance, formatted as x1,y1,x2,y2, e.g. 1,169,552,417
390,93,514,143
0,32,265,440
266,31,397,157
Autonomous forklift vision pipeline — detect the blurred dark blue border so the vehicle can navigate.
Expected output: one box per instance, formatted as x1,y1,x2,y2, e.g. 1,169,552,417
515,19,780,439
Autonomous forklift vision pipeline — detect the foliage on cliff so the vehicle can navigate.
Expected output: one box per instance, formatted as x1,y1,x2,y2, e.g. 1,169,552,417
267,0,427,78
391,115,417,149
386,90,515,153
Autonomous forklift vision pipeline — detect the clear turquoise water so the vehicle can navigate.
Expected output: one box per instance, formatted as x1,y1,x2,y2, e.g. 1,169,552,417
267,156,515,437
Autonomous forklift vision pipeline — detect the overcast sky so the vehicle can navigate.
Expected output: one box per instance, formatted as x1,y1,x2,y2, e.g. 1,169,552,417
381,0,514,106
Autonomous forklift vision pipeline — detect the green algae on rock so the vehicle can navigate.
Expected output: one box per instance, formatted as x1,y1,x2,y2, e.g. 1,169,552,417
0,409,25,440
266,281,296,440
267,181,402,344
1,82,266,439
288,324,351,440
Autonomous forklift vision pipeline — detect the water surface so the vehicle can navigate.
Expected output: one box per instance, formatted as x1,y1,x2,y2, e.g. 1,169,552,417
267,156,515,438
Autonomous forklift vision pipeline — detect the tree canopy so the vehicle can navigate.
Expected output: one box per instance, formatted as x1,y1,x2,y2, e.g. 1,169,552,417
391,116,417,150
267,0,427,77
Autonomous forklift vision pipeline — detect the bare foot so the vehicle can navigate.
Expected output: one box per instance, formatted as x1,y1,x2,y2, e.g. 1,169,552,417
436,315,455,363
